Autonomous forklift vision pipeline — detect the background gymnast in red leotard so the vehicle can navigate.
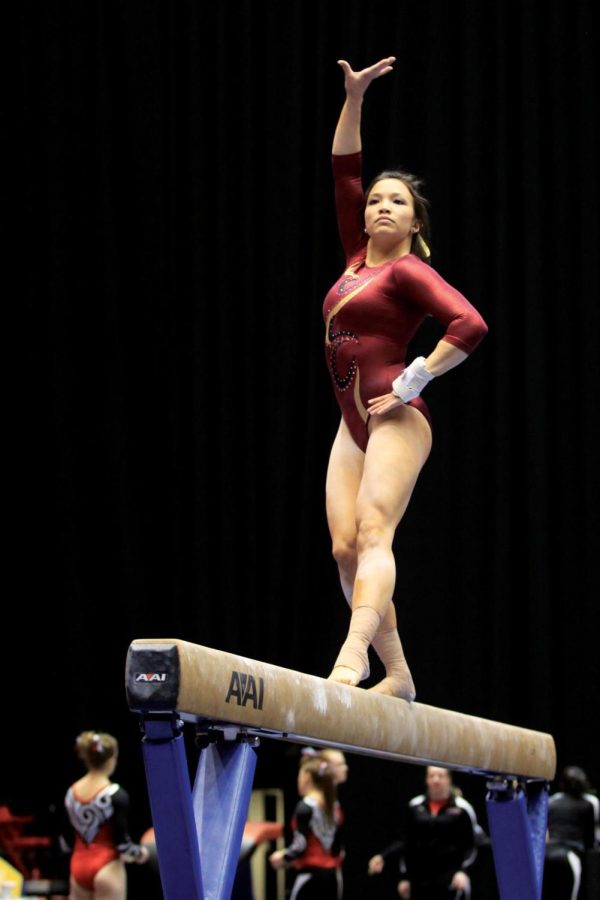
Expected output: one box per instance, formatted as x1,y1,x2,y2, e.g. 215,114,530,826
63,731,149,900
324,57,488,700
268,757,345,900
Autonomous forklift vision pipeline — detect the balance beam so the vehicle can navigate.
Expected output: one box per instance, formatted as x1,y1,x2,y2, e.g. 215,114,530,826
126,638,556,780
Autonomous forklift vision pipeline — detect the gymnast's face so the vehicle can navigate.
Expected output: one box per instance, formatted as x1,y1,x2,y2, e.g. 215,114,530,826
426,766,452,801
364,179,418,243
297,767,312,796
324,751,348,785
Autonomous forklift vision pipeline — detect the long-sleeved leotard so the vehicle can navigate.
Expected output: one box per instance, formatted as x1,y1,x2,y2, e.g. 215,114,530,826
323,152,488,451
64,782,145,890
283,797,345,871
282,797,344,899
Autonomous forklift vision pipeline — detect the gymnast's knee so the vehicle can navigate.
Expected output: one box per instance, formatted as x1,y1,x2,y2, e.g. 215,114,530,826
332,537,357,575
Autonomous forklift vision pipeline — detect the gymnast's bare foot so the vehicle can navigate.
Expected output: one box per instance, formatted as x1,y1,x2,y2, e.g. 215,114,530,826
368,672,416,702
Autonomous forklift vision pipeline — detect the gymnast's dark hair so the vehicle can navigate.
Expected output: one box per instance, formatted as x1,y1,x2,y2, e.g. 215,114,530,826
75,730,119,770
558,766,593,797
365,170,432,264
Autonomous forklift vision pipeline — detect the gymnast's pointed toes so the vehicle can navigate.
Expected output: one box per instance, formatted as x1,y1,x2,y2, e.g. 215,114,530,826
368,676,416,702
328,665,363,687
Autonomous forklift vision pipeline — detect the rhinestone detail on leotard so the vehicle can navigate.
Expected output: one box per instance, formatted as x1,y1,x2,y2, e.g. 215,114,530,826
326,317,358,391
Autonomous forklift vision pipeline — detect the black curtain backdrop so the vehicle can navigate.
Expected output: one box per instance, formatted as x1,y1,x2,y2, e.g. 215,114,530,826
13,1,599,898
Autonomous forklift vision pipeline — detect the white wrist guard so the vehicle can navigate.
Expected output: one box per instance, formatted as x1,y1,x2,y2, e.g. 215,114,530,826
391,357,435,402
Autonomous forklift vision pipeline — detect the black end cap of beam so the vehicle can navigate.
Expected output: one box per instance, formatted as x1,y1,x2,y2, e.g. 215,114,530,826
125,642,180,713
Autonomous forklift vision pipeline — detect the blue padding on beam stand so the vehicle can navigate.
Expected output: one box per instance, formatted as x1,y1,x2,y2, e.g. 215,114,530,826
140,718,257,900
141,718,204,900
192,740,257,900
486,780,549,900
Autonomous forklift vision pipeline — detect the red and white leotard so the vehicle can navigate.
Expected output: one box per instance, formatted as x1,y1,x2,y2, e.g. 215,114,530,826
64,782,144,890
283,796,344,871
323,152,488,451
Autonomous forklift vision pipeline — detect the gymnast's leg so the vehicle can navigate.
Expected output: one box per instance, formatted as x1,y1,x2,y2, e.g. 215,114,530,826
328,405,431,697
326,417,414,696
325,417,364,608
93,860,127,900
70,878,93,900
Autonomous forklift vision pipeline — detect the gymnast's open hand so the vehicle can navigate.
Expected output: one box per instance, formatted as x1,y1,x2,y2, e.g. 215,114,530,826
337,56,396,100
367,392,405,415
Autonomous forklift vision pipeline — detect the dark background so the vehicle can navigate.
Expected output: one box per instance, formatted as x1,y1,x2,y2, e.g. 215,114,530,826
12,1,598,898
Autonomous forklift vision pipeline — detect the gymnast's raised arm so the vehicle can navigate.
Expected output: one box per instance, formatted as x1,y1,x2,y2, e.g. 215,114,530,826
331,58,396,262
332,56,396,155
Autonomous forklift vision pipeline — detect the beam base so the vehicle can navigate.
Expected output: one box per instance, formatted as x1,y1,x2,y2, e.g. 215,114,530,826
486,777,549,900
140,716,257,900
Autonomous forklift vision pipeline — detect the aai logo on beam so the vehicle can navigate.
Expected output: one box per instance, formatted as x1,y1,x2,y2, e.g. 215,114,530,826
225,670,264,709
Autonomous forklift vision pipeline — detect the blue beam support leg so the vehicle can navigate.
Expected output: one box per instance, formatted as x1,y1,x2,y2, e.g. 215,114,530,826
486,779,549,900
141,716,204,900
139,719,258,900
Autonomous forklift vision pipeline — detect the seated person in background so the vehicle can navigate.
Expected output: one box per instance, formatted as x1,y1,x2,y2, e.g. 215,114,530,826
368,766,479,899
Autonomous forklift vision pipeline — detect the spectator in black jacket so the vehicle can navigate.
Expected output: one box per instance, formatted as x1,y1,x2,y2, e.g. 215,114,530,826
367,766,479,899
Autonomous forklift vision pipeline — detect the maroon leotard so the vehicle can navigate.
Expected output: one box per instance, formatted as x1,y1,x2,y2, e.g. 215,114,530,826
323,152,488,451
